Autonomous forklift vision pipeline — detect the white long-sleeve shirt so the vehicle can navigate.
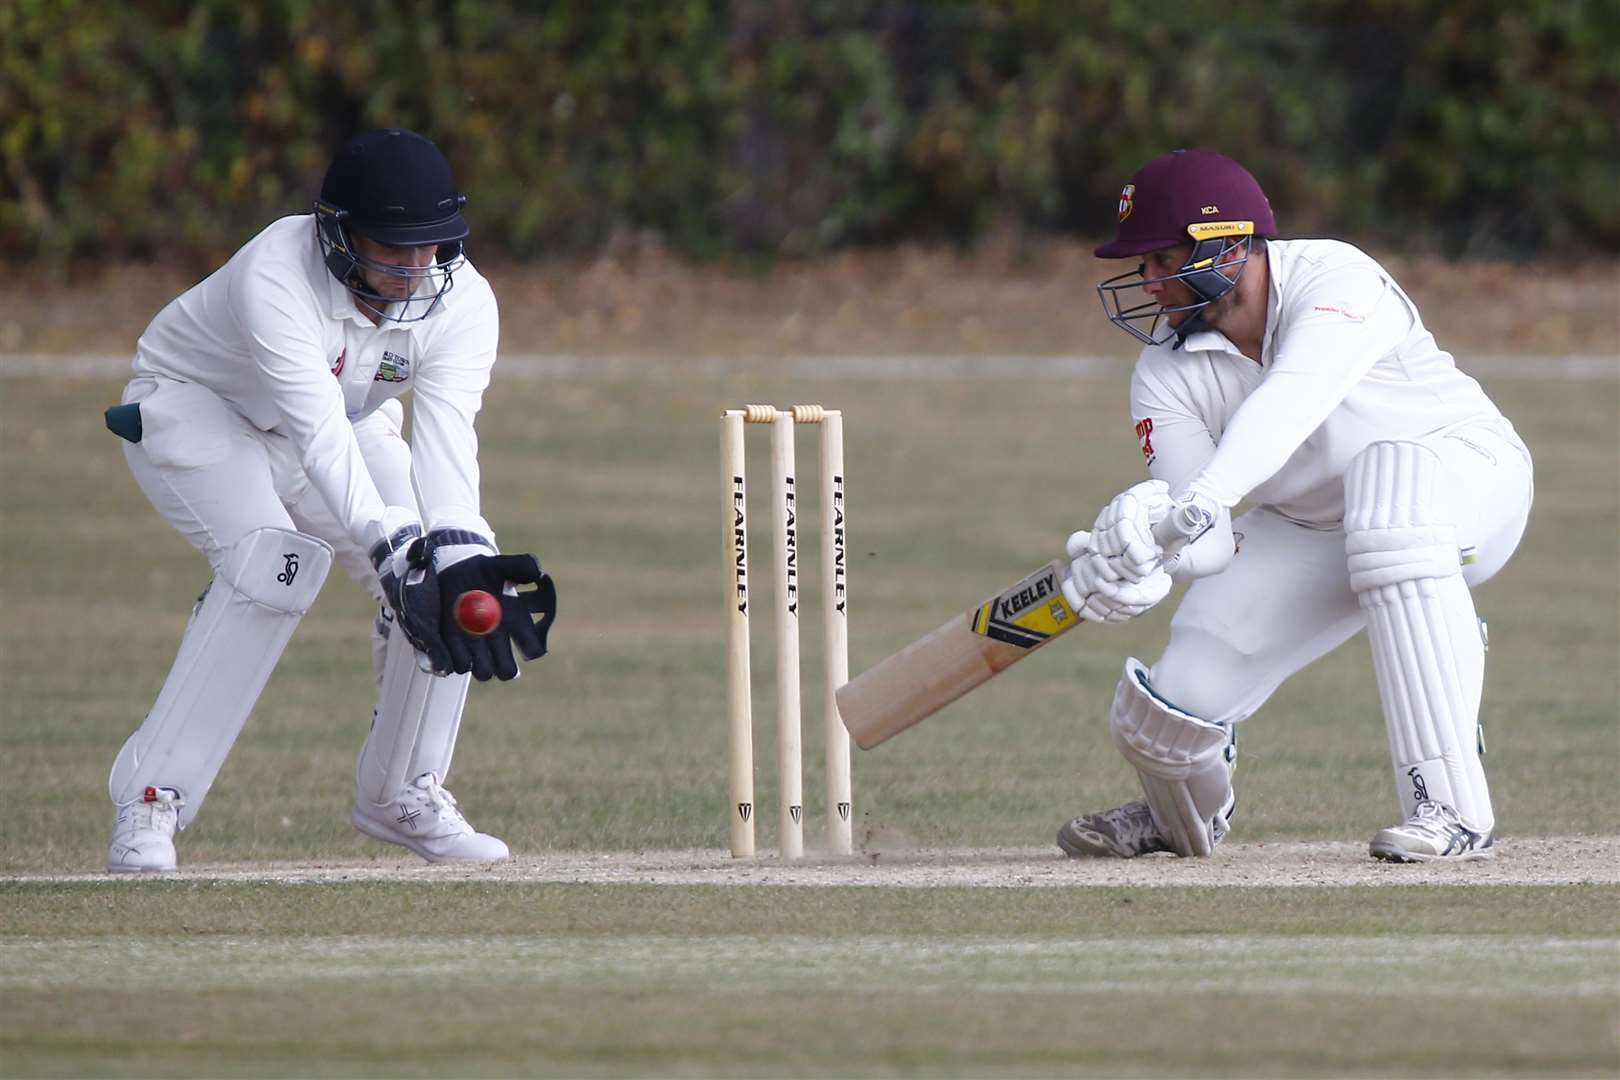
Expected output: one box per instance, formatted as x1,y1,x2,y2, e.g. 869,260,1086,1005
131,214,500,548
1130,238,1506,529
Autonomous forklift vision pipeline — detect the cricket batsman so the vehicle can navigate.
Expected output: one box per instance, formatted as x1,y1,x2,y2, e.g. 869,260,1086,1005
1059,149,1533,862
102,129,556,872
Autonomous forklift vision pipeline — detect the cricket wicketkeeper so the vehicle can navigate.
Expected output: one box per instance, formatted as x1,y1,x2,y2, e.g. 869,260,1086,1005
103,129,556,872
1059,149,1533,863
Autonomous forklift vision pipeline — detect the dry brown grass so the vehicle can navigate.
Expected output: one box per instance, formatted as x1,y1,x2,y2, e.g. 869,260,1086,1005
9,239,1616,356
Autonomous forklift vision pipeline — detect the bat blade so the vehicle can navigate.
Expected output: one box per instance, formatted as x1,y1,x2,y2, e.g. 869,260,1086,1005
836,560,1083,749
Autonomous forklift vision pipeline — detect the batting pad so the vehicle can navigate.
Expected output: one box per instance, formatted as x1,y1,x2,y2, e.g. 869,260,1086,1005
1345,440,1492,833
109,527,332,827
355,609,470,805
1110,657,1235,857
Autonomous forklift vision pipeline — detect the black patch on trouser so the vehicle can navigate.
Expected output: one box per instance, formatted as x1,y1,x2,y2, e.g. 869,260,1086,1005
105,403,143,443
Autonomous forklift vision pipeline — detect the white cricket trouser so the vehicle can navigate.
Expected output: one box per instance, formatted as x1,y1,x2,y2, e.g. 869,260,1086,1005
1150,417,1533,726
120,375,414,590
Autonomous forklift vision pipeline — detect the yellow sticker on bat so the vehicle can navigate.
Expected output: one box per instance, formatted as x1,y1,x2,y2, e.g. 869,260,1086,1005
969,562,1079,649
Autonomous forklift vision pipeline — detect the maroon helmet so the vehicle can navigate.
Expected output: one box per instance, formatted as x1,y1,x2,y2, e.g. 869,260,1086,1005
1095,150,1277,345
1095,149,1275,258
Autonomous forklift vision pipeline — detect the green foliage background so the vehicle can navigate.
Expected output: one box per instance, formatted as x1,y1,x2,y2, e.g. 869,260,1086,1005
4,0,1618,266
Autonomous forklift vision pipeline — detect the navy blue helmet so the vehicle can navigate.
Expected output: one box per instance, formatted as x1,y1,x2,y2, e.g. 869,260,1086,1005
314,129,468,322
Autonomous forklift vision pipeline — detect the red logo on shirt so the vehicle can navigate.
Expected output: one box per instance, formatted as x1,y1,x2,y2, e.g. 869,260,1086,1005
1313,305,1365,322
330,348,346,377
1135,418,1156,464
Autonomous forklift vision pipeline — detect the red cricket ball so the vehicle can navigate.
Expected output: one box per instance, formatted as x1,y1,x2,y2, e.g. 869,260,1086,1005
453,590,502,636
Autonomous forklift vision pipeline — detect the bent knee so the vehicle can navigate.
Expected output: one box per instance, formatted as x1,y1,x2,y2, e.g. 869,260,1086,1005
1150,628,1274,723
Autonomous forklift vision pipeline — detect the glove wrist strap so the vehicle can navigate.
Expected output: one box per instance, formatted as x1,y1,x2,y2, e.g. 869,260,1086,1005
369,523,424,571
426,527,495,551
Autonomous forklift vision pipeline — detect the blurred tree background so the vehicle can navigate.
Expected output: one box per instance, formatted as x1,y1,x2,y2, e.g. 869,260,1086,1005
3,0,1618,271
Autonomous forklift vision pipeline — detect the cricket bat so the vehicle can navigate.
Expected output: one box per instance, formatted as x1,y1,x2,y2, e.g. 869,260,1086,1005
836,504,1209,750
836,559,1082,750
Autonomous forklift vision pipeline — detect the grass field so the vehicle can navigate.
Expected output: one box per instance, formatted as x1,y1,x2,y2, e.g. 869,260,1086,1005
2,357,1617,1076
4,882,1617,1078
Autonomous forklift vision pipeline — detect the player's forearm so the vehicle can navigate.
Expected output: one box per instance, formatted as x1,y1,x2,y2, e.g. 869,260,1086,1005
292,399,400,547
1181,272,1407,510
407,390,494,540
1179,341,1382,512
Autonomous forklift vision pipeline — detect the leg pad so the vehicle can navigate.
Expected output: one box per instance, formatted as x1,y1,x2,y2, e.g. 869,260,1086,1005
1345,440,1492,833
109,527,332,826
1110,657,1235,857
355,607,470,806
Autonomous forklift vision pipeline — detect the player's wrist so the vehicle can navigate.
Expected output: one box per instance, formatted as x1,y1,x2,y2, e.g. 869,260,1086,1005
365,506,424,570
423,527,496,572
1171,487,1223,522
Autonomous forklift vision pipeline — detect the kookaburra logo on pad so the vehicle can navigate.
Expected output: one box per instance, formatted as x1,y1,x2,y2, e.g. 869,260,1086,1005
1407,766,1430,802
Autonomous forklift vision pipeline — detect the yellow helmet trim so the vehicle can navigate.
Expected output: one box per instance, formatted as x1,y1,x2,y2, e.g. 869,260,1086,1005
1186,220,1255,241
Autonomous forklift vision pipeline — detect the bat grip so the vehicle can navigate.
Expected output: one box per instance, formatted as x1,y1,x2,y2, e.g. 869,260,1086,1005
1151,500,1215,550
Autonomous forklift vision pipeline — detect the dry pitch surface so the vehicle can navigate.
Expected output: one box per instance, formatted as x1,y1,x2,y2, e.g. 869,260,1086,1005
10,836,1615,888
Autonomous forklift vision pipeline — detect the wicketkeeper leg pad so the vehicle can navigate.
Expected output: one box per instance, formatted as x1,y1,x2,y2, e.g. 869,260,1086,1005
355,607,471,805
1345,439,1492,834
109,527,332,827
1110,656,1236,857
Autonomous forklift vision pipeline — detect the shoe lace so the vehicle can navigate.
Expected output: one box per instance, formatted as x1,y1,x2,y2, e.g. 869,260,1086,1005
1407,800,1463,836
414,773,468,825
127,787,183,831
1108,801,1164,845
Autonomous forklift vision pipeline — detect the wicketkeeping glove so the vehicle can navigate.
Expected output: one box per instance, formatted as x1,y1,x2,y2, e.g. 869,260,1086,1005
422,530,557,682
370,522,462,675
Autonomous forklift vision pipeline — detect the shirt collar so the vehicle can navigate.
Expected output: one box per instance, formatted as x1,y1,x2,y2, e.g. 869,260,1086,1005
1175,245,1279,365
311,237,378,328
323,267,376,328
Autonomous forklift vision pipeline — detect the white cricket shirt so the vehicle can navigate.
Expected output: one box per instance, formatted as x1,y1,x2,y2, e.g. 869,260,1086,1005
131,215,500,547
1129,238,1507,527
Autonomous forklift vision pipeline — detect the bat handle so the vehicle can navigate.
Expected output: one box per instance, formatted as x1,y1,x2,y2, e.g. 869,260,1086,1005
1151,499,1215,550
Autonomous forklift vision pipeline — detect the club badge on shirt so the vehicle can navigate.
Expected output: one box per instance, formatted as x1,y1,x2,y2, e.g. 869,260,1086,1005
375,350,411,383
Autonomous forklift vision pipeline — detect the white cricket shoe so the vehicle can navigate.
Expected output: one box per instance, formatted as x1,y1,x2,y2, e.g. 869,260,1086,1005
107,785,184,873
351,772,510,864
1370,800,1494,863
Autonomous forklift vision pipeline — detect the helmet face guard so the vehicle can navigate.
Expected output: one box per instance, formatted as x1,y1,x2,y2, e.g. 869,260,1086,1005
315,200,467,323
1097,230,1256,347
315,129,471,324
